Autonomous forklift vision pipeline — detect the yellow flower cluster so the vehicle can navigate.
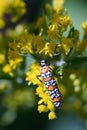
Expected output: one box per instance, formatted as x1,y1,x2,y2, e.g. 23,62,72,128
48,9,72,41
6,5,73,65
26,62,57,119
0,0,26,28
2,32,45,76
10,33,45,55
3,49,23,76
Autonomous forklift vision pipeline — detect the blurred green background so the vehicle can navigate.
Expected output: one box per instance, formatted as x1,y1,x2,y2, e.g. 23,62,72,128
64,0,87,38
0,0,87,130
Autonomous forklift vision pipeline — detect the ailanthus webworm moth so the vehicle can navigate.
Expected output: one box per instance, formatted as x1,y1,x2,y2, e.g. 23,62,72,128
37,60,62,109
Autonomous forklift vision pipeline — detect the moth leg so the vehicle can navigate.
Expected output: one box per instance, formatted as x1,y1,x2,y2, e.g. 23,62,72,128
49,66,54,72
37,75,42,83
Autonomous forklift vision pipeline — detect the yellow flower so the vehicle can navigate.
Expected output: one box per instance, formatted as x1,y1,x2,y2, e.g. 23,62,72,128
52,11,72,29
38,105,48,113
59,16,72,31
48,111,57,120
36,85,44,97
42,92,51,104
3,49,23,76
48,23,61,40
40,42,56,57
19,33,34,54
32,35,44,54
3,64,13,76
82,21,87,31
8,49,23,69
9,58,23,69
38,99,43,105
48,10,72,41
26,62,41,85
47,100,55,111
61,37,73,55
